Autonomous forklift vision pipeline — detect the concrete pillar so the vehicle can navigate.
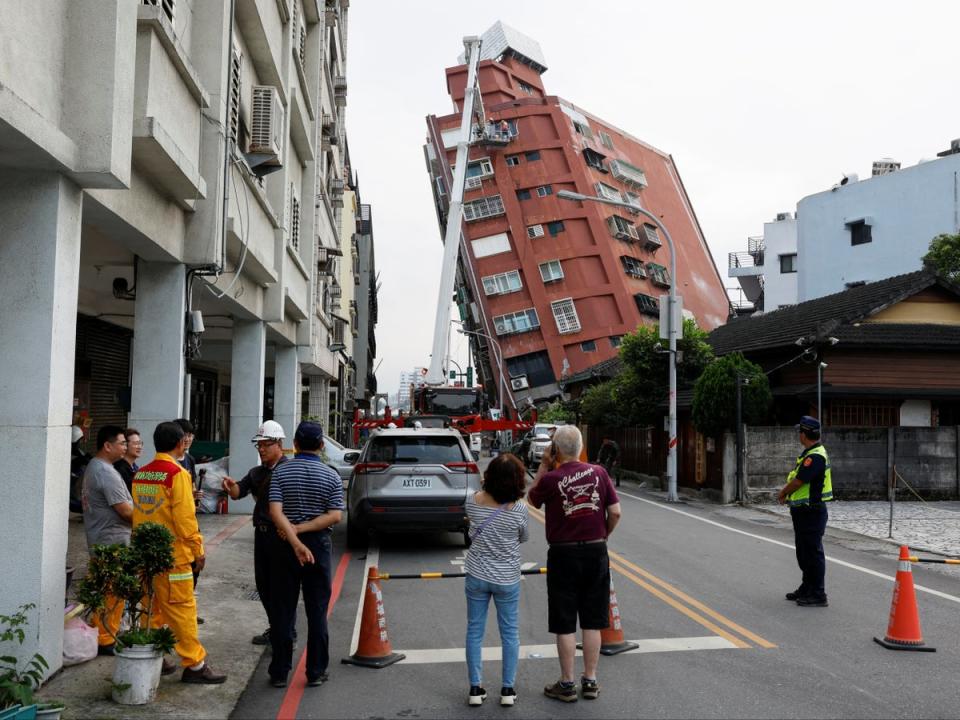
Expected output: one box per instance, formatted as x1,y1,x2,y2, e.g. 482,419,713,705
129,262,186,459
273,346,300,442
229,320,265,512
0,171,83,674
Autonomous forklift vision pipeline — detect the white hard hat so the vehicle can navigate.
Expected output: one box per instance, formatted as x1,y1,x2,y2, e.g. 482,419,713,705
386,422,397,429
71,426,84,443
251,420,286,442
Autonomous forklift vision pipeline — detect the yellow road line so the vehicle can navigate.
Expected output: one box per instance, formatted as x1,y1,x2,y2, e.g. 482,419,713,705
609,550,777,649
526,501,775,650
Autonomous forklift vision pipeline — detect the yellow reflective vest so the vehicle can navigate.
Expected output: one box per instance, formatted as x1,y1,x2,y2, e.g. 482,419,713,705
132,452,205,565
787,444,833,506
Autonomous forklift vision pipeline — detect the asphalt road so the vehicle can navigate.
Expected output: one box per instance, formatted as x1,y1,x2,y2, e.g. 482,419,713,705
232,476,960,720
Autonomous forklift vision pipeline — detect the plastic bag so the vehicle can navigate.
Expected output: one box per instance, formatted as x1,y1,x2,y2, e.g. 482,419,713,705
62,615,98,666
195,457,230,514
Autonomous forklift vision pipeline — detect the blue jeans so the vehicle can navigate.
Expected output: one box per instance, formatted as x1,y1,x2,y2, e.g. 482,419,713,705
465,574,520,688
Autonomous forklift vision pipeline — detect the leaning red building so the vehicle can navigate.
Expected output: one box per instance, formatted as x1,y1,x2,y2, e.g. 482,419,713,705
424,22,730,410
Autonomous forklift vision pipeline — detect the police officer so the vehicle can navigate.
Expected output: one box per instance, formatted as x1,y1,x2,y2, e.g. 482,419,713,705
777,416,832,607
221,420,290,645
267,421,344,688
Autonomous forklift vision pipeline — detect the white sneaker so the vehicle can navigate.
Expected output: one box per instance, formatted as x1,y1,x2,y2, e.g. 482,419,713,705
468,686,486,706
500,687,517,706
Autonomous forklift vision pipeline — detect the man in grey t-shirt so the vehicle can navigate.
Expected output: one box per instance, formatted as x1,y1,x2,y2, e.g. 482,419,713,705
82,425,133,653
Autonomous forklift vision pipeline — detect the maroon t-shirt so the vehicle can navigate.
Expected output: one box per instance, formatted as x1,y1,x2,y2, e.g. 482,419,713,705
528,461,619,544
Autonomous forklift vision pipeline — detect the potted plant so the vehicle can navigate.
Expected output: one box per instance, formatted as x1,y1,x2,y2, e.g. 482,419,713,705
77,523,177,706
0,603,50,718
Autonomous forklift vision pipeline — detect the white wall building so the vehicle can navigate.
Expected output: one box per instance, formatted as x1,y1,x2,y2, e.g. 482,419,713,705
396,368,427,410
0,0,355,675
730,142,960,311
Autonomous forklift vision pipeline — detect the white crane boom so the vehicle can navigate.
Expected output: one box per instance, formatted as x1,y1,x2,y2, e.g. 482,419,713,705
425,35,482,387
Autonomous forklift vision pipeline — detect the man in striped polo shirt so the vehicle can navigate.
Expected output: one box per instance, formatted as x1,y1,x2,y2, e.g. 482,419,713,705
267,421,345,688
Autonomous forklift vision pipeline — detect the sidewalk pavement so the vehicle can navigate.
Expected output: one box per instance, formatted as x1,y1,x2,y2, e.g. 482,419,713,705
38,513,267,719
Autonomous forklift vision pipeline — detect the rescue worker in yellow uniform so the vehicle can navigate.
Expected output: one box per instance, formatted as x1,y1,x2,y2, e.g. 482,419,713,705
777,415,833,608
132,421,227,684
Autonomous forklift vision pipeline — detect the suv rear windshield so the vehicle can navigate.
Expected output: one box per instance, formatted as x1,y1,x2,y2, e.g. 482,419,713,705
367,436,465,465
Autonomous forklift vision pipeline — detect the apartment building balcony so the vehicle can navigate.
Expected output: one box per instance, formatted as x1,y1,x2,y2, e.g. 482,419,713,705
728,236,765,303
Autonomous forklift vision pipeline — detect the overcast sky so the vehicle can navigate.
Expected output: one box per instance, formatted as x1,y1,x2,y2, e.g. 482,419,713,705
346,0,960,397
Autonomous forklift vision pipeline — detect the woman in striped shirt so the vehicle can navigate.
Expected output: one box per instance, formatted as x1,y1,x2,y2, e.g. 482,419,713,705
464,453,529,707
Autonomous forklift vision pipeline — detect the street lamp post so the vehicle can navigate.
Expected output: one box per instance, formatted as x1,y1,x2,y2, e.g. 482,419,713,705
557,190,681,502
456,326,512,415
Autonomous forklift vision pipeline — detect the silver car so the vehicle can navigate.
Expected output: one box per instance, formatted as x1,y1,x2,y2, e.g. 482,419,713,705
527,423,558,466
346,428,481,548
321,434,361,488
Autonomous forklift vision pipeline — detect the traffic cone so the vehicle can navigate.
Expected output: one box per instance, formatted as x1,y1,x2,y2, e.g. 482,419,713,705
341,567,406,668
578,575,639,656
873,546,936,652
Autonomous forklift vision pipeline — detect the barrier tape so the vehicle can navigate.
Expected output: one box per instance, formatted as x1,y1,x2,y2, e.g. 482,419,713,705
376,567,547,580
907,556,960,565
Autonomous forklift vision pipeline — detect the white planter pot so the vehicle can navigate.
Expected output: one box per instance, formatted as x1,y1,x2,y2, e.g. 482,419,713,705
112,644,163,705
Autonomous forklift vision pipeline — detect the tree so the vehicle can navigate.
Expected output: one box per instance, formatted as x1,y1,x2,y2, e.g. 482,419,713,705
537,399,577,424
922,233,960,282
577,380,626,427
617,318,714,426
691,353,772,437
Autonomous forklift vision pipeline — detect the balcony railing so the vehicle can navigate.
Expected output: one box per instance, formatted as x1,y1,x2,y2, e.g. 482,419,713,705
729,251,763,269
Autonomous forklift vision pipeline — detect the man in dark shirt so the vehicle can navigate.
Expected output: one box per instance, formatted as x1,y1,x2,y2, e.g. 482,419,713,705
529,425,622,703
113,427,143,494
222,420,289,645
268,421,344,689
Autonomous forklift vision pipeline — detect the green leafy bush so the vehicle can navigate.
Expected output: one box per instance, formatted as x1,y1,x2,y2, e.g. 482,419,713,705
692,353,772,437
0,603,48,708
77,522,177,651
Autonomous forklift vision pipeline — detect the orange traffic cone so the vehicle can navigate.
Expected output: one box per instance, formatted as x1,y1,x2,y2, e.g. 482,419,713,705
873,546,936,652
578,575,639,656
341,567,406,668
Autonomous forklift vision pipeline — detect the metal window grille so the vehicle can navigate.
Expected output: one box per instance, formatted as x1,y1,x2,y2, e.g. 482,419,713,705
463,195,505,222
595,182,621,202
493,308,540,336
289,188,301,250
229,47,242,143
620,256,647,278
536,185,552,197
634,293,660,317
142,0,175,24
647,262,671,288
600,132,615,150
610,159,648,188
527,224,544,239
481,270,522,296
551,298,581,334
642,223,661,249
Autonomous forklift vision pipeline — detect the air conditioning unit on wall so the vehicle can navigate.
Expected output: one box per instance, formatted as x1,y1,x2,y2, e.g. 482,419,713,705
510,375,530,391
250,85,284,164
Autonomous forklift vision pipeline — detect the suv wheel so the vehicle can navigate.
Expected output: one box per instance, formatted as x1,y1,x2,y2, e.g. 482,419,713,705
346,519,367,550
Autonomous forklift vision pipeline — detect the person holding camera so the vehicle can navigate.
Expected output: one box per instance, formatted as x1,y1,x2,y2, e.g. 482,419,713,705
528,425,621,703
463,453,529,707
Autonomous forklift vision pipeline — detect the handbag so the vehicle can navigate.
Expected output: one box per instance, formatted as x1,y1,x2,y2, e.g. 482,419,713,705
469,502,510,542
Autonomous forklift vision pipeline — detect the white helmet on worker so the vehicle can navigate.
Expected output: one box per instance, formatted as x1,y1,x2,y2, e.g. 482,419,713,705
251,420,286,442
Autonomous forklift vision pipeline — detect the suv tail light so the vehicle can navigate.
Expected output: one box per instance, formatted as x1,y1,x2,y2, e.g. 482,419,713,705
445,461,480,473
355,462,390,474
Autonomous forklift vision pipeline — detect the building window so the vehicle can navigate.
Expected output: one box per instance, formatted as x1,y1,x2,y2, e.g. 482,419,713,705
518,81,537,95
642,223,662,250
539,259,564,283
547,220,565,236
506,155,521,167
465,158,494,178
525,150,541,161
634,293,660,317
493,308,540,336
228,47,242,144
625,191,642,208
779,253,797,273
828,399,898,427
463,194,505,221
609,335,622,348
142,0,175,24
581,340,597,353
849,220,872,246
573,120,593,138
599,131,615,150
647,262,671,288
471,232,511,258
481,270,522,296
607,214,639,242
550,298,581,334
536,185,553,197
289,186,301,250
517,189,531,201
595,182,621,202
527,224,545,239
620,255,647,278
583,148,607,172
